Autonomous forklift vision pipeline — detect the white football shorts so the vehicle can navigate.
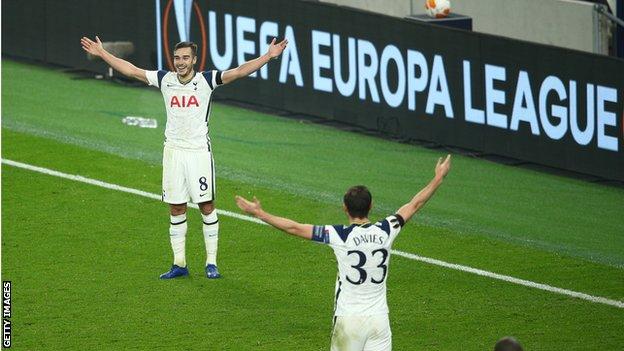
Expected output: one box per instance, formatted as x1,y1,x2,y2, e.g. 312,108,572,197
162,146,215,204
331,314,392,351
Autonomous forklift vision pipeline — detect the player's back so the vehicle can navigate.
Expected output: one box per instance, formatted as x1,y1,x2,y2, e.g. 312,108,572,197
313,215,404,316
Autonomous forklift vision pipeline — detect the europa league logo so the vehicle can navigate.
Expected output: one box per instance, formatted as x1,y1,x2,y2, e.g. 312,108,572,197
160,0,208,71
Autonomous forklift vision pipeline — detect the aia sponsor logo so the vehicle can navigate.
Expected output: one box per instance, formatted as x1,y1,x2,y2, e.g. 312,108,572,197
170,95,199,107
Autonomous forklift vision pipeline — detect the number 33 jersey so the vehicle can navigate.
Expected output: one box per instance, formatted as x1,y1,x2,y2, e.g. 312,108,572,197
311,214,405,316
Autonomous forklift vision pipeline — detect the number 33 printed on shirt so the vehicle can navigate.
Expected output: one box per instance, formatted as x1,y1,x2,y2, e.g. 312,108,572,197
346,249,389,285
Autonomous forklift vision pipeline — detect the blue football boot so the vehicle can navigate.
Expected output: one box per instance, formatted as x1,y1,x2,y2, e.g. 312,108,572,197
159,264,189,279
205,264,221,279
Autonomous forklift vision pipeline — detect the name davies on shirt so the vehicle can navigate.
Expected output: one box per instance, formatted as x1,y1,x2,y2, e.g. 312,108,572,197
352,233,386,246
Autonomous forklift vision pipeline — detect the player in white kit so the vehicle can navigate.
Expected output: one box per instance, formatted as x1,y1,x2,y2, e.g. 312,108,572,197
80,36,288,279
236,155,452,351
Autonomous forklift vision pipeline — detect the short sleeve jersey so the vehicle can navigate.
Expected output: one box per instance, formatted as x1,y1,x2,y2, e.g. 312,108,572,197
145,70,223,150
311,214,405,316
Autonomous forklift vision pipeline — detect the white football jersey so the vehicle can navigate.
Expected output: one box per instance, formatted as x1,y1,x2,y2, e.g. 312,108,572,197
312,214,404,316
146,70,223,150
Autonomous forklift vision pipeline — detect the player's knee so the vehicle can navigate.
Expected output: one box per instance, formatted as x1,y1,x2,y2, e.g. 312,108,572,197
199,202,215,215
170,203,187,216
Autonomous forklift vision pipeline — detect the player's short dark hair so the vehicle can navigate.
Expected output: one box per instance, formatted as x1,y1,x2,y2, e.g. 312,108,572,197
174,41,198,57
494,337,523,351
343,185,372,218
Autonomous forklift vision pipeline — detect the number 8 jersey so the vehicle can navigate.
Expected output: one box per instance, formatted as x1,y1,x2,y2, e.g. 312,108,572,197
145,69,223,150
311,214,405,316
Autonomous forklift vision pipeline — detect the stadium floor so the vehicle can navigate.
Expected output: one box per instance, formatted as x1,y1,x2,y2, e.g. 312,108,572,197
2,59,623,350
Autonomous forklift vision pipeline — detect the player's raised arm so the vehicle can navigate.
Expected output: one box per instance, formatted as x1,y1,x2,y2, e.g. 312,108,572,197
221,38,288,85
396,154,452,223
235,195,313,239
80,36,148,84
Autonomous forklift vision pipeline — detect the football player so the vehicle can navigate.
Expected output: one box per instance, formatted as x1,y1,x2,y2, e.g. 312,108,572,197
236,155,452,350
81,36,288,279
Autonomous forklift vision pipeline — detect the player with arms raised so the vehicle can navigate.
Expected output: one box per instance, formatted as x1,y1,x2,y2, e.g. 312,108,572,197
236,155,452,350
81,35,287,279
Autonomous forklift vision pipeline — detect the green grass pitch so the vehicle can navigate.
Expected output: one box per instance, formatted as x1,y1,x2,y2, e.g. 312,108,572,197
2,59,623,350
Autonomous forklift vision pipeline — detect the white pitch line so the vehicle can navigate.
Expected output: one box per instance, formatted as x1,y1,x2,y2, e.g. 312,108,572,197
391,250,624,309
3,158,623,309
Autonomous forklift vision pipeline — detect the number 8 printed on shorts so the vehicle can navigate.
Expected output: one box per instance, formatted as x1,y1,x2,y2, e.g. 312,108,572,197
199,176,208,191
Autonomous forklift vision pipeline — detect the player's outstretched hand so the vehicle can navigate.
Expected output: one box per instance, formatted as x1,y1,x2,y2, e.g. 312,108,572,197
235,195,263,216
267,38,288,59
81,36,105,57
435,154,452,179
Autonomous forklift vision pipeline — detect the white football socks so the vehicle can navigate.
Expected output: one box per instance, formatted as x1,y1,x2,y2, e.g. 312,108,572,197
169,214,187,267
202,211,219,266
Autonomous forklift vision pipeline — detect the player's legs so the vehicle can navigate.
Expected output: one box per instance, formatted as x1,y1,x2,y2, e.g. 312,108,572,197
362,315,392,351
169,203,188,267
187,149,220,278
160,147,191,279
199,201,220,278
159,203,190,279
330,316,368,351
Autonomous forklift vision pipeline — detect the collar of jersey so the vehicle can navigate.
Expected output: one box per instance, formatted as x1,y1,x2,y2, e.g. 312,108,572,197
349,222,371,228
176,71,196,85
